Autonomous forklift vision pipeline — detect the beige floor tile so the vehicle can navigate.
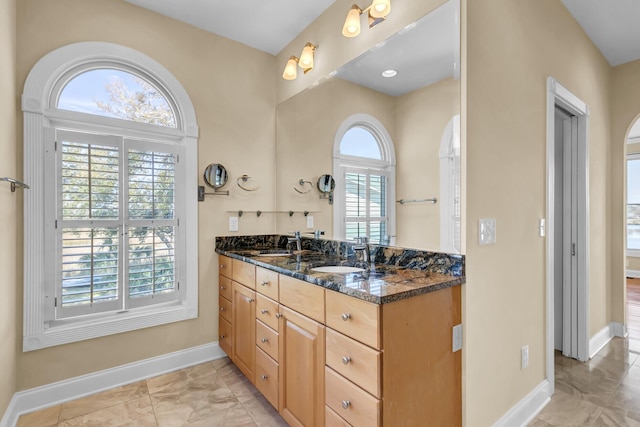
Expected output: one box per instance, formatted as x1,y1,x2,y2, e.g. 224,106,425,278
555,362,621,406
150,373,239,425
596,338,640,364
182,402,257,427
146,362,216,394
593,407,640,427
58,395,157,427
571,354,631,383
16,404,61,427
621,364,640,387
240,394,288,427
534,390,604,426
607,383,640,413
59,381,149,421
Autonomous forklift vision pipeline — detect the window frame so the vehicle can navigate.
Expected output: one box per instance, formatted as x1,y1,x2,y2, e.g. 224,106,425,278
333,114,396,245
22,42,199,351
627,152,640,257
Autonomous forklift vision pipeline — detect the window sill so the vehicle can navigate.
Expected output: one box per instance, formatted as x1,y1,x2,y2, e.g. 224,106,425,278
627,250,640,258
24,303,197,351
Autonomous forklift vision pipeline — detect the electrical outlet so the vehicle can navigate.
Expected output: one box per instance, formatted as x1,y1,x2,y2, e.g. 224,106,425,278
521,345,529,369
307,215,314,229
229,216,239,232
452,324,463,352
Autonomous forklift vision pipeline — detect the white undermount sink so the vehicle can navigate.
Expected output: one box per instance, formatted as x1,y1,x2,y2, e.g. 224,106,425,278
310,266,365,274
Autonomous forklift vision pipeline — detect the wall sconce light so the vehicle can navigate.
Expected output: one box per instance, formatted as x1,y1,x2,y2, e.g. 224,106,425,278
299,43,316,71
342,0,391,38
282,43,317,80
282,55,299,80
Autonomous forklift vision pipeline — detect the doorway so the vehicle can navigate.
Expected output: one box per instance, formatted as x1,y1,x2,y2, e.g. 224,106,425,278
546,78,590,388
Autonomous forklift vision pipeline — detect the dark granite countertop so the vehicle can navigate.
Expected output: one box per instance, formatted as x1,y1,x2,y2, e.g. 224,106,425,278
215,240,465,304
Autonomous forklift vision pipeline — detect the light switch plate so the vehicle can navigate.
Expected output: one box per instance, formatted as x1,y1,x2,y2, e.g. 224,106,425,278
479,219,496,245
452,324,463,352
306,215,314,229
229,216,239,232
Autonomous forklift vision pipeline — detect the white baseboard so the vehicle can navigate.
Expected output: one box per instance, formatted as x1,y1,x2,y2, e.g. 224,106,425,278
627,269,640,279
589,322,626,359
0,341,225,427
492,379,552,427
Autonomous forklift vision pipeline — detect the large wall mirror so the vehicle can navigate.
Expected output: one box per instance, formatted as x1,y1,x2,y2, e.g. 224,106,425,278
276,0,461,254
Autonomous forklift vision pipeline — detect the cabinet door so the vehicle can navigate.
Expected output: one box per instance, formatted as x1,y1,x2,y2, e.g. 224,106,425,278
278,306,325,427
232,282,256,382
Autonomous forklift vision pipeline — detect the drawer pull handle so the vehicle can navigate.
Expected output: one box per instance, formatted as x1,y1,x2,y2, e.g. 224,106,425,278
220,334,226,339
261,309,269,315
261,281,269,286
261,374,268,380
341,313,352,321
248,298,255,303
342,356,351,365
275,313,283,319
220,264,225,268
220,286,226,290
341,400,351,410
261,337,269,343
220,307,226,312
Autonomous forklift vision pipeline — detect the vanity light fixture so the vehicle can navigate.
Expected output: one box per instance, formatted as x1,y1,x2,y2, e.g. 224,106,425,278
342,0,391,38
299,43,316,71
282,55,299,80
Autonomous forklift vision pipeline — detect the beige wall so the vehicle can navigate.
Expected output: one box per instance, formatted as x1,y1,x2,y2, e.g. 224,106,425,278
465,0,612,424
275,77,459,251
0,0,17,416
396,78,460,249
15,0,276,390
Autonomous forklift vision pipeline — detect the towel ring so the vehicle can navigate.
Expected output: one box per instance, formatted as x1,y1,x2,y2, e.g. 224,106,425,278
237,175,259,192
294,179,313,194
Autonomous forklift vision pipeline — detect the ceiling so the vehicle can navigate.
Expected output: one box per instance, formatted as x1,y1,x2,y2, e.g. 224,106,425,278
126,0,640,98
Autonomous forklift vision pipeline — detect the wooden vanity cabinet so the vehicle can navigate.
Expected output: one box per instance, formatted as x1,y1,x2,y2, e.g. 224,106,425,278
218,256,233,357
232,281,256,382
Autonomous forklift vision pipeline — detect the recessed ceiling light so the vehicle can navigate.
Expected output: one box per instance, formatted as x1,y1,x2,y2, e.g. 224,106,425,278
381,69,398,78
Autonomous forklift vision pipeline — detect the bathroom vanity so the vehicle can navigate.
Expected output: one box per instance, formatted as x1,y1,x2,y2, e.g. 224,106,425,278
215,235,464,427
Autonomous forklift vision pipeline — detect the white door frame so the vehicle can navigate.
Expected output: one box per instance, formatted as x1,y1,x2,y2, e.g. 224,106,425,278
546,77,590,389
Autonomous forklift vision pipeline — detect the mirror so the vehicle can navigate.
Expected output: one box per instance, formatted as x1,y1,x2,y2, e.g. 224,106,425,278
317,174,335,194
203,163,228,189
276,0,460,253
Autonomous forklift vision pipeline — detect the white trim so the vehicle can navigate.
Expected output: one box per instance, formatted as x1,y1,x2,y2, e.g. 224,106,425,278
626,269,640,278
22,42,200,351
589,322,627,358
492,380,552,427
0,342,225,427
439,114,461,253
545,77,591,394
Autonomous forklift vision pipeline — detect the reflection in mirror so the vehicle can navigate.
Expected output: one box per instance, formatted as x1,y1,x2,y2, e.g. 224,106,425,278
203,163,228,189
276,0,460,253
317,174,335,194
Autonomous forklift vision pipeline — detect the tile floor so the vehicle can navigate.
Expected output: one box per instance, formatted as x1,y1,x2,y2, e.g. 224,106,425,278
529,337,640,426
16,357,287,427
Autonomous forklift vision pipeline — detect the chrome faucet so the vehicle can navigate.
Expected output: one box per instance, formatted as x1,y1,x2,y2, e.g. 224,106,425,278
353,236,370,263
287,231,302,252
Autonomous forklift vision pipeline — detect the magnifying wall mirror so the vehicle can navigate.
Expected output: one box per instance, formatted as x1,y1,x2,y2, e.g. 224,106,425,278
317,174,335,204
203,163,228,189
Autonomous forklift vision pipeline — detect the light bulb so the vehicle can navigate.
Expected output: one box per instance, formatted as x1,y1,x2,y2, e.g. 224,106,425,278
282,56,298,80
342,5,361,37
369,0,390,18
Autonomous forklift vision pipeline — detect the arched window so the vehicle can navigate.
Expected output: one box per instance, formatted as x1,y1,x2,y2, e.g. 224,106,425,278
22,42,199,351
333,114,396,245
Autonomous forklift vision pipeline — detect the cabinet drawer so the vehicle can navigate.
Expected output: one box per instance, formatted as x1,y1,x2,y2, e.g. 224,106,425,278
326,328,381,398
256,267,279,300
232,259,256,289
325,367,380,427
219,255,233,279
326,405,352,427
256,294,279,332
219,275,233,301
219,316,233,357
256,319,279,361
326,290,380,349
219,295,232,323
255,347,279,409
280,275,325,323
